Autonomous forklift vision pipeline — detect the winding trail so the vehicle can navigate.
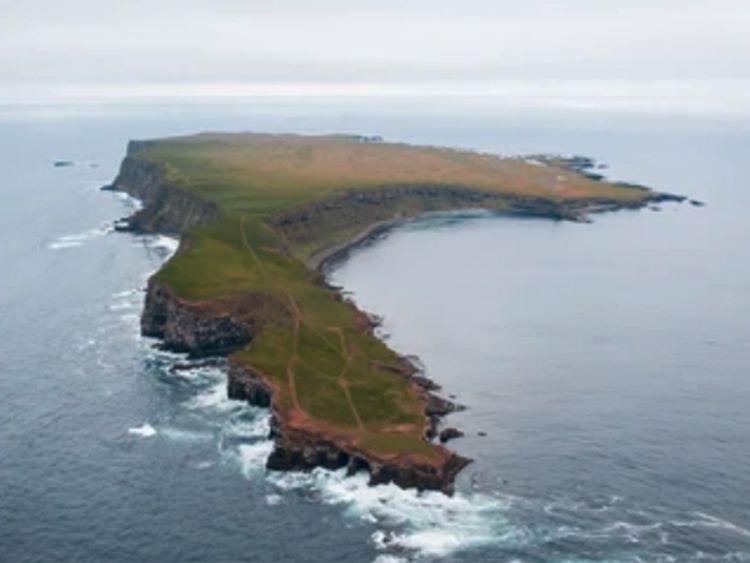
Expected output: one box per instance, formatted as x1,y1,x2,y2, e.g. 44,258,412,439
239,215,364,429
330,326,364,430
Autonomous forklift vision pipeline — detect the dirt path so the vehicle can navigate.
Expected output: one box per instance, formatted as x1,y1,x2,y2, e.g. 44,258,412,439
240,215,364,430
330,326,364,431
240,216,301,411
239,215,265,273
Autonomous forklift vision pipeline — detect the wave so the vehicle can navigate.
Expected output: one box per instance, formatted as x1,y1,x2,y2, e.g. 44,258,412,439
672,512,750,540
264,466,515,560
139,234,179,258
113,191,144,211
47,224,113,250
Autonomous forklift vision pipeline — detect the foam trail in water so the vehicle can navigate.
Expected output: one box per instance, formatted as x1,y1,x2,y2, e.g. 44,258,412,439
48,224,113,250
128,423,157,438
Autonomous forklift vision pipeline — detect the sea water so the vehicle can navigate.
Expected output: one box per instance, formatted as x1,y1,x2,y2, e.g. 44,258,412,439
1,99,748,562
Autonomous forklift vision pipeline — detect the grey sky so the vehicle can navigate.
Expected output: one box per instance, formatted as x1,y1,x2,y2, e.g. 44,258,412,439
2,0,749,102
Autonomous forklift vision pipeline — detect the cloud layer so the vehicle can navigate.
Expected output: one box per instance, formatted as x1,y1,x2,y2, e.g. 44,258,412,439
2,0,749,101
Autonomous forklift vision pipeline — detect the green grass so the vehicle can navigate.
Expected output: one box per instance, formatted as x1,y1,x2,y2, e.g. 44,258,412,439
134,132,656,462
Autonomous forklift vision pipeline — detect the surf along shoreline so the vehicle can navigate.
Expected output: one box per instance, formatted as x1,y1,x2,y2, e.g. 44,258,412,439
105,132,686,494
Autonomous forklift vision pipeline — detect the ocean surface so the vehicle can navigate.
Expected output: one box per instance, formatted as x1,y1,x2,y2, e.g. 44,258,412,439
1,99,749,562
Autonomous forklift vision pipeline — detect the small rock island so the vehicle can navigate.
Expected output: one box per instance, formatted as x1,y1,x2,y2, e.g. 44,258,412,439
107,132,682,494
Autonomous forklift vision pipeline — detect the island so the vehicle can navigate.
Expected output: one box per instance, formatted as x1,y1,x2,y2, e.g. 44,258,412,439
106,132,683,494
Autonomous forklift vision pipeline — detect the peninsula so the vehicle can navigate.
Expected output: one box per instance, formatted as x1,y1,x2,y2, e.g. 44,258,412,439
108,132,682,493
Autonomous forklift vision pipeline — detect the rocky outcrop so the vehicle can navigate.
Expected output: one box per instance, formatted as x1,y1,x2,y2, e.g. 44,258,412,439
439,428,465,443
227,361,273,408
142,278,254,356
224,342,472,494
227,360,471,494
369,454,470,492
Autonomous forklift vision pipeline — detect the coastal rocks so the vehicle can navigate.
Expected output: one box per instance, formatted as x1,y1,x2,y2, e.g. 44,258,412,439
265,434,351,472
227,360,471,494
263,426,471,494
439,427,464,443
368,454,471,494
227,361,273,407
425,393,462,417
142,278,253,356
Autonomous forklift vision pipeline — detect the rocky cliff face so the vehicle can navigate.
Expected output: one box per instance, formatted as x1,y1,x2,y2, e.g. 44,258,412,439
227,359,471,494
141,278,255,357
107,153,220,235
271,183,680,268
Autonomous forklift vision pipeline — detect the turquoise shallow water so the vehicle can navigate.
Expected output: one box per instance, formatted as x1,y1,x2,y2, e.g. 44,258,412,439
1,100,749,562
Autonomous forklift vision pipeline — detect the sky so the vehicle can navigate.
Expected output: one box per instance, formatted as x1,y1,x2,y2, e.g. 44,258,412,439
2,0,749,109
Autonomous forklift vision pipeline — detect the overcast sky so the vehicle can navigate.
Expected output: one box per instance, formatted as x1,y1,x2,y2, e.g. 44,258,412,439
2,0,749,104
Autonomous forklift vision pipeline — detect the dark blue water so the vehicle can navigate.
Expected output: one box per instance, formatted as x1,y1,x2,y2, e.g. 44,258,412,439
1,100,749,562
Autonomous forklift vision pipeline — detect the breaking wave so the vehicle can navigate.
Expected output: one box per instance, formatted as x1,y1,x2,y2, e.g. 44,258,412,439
47,224,113,250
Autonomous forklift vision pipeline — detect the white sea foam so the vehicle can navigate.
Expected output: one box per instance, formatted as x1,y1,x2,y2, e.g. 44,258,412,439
266,467,516,560
142,234,179,257
159,427,213,442
372,554,408,563
188,380,233,411
48,224,113,250
223,413,271,440
128,423,157,438
673,512,750,539
49,240,83,249
109,301,139,311
114,191,143,211
112,289,140,299
237,442,275,477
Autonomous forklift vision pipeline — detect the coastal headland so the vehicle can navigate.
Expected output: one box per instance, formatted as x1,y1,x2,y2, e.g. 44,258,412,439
107,132,683,493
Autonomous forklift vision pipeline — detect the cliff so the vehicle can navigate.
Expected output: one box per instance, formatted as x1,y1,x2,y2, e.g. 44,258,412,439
107,146,221,235
227,360,470,492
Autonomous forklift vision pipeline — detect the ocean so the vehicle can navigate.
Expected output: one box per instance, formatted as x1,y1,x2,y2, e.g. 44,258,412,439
1,99,749,562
